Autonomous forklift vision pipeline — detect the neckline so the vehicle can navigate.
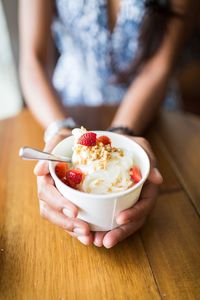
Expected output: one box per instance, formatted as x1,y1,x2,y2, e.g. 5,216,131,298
105,0,123,38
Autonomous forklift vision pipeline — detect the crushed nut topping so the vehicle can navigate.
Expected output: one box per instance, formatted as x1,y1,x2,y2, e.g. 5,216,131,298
73,142,124,170
93,179,104,186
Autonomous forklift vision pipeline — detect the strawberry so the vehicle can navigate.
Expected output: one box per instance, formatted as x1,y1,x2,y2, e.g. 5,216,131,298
97,135,111,145
78,132,97,146
55,162,68,180
130,166,142,183
66,169,83,188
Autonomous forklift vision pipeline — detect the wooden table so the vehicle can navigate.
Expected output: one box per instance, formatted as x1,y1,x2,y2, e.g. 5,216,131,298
0,109,200,300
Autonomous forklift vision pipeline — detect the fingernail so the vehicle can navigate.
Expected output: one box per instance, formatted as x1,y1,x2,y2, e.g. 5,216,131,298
93,239,103,247
34,161,48,175
73,227,85,235
63,208,75,218
103,240,113,249
153,168,163,181
34,162,42,174
77,236,89,245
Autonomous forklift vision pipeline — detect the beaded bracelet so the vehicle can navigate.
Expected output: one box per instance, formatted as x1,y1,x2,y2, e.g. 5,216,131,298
106,126,135,136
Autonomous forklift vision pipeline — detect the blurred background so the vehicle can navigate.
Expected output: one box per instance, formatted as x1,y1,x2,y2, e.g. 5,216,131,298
0,0,22,119
0,0,199,120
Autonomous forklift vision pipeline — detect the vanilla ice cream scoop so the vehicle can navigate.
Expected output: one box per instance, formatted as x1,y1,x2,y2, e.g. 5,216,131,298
71,127,136,194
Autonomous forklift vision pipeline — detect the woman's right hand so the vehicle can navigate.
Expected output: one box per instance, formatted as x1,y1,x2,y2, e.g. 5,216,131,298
34,133,94,245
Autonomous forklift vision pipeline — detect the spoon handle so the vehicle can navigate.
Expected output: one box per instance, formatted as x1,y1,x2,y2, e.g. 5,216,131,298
19,147,71,163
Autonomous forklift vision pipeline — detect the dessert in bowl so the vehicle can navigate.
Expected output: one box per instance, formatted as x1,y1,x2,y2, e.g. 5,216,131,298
49,128,150,231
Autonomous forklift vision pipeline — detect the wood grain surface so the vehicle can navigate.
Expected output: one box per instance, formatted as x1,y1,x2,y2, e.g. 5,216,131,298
156,112,200,214
0,109,200,300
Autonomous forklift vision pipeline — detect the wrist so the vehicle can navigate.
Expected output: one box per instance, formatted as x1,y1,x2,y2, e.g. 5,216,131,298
106,126,135,136
56,127,72,138
46,128,72,147
44,117,78,143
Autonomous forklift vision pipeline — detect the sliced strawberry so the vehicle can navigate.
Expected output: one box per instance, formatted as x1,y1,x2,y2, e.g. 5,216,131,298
130,166,142,184
66,169,83,187
55,162,68,179
78,132,97,146
97,135,111,145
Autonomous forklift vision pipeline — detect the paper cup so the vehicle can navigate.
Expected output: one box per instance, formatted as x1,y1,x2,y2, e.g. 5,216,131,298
49,132,150,231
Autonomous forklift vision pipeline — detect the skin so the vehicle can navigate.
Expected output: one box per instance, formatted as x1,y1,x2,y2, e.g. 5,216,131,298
19,0,193,246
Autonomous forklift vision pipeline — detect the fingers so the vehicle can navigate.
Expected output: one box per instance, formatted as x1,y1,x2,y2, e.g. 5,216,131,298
133,137,156,167
39,200,90,235
93,231,107,247
66,230,94,245
103,218,145,249
37,175,78,217
149,167,163,184
77,234,94,245
38,174,92,242
94,182,155,248
35,133,94,244
34,160,49,176
116,182,158,225
132,137,163,185
104,179,158,248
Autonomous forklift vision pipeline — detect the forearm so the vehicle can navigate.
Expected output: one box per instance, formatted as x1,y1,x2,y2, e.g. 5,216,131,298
112,8,191,135
20,56,66,128
111,65,170,134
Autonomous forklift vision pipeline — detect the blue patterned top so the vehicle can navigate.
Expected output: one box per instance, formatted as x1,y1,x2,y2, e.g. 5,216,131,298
52,0,146,106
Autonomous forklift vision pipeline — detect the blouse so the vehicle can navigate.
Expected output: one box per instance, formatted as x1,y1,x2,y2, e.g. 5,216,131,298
52,0,179,109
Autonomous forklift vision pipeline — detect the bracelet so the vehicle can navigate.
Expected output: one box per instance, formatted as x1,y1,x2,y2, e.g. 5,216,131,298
106,126,135,136
44,117,78,143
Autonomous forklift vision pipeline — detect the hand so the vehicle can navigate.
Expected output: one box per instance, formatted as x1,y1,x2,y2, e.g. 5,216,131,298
91,136,163,248
34,132,94,244
35,134,162,248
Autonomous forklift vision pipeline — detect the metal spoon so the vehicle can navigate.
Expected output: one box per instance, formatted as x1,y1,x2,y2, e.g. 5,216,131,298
19,147,72,163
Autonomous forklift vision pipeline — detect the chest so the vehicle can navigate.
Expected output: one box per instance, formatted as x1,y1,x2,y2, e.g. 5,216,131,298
55,0,143,29
107,0,121,33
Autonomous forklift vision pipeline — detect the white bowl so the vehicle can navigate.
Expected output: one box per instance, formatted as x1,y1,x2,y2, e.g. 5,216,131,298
49,132,150,231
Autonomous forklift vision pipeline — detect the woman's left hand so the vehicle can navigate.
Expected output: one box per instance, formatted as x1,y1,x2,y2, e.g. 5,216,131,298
77,136,163,248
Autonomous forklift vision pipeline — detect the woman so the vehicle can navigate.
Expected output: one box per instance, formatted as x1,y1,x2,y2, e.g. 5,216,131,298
19,0,194,247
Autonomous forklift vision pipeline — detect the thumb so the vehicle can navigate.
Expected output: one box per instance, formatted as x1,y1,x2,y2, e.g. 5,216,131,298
148,167,163,185
34,130,72,176
34,134,65,176
34,160,49,176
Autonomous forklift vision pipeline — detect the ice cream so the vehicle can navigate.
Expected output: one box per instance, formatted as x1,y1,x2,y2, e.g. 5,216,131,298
54,127,142,194
70,127,140,194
